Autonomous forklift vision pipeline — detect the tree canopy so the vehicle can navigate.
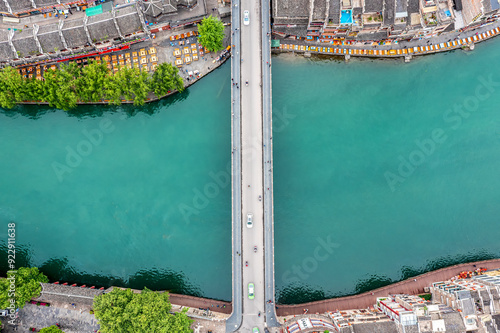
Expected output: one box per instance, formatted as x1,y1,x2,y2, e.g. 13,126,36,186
39,325,64,333
0,267,48,309
150,63,185,98
197,15,225,52
0,60,184,110
93,288,193,333
0,66,24,108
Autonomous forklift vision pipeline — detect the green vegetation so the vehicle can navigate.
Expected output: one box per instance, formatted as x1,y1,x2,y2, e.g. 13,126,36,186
0,66,24,109
419,293,432,301
150,63,185,98
197,15,225,52
0,267,48,309
93,287,193,333
0,60,185,110
39,325,64,333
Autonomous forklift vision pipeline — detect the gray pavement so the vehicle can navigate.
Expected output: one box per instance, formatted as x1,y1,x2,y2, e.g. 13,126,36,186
239,0,265,328
225,0,243,330
3,304,99,333
261,0,279,326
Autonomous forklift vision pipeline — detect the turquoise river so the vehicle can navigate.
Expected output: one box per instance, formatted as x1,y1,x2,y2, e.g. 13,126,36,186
1,39,500,304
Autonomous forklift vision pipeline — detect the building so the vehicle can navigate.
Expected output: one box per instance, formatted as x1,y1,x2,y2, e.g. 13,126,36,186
376,296,419,333
0,1,147,65
272,0,500,41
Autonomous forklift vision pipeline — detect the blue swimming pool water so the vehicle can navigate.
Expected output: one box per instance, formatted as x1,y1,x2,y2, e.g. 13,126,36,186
341,10,353,24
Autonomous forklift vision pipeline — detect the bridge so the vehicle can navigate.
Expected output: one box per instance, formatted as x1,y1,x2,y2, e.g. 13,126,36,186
225,0,279,330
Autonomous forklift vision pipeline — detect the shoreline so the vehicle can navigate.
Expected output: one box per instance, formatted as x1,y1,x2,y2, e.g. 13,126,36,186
22,258,500,315
16,56,229,108
276,258,500,316
274,19,500,61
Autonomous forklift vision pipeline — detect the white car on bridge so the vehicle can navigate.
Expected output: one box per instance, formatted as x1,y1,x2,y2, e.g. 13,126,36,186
247,213,253,228
243,10,250,25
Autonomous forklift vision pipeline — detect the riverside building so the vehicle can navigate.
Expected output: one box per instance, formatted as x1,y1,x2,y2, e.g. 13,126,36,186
272,0,500,42
0,0,207,67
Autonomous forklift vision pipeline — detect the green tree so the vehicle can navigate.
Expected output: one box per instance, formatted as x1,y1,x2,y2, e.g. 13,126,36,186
128,67,150,106
77,61,110,102
103,67,150,106
103,70,123,106
93,288,193,333
39,325,64,333
150,63,184,98
0,267,48,309
22,77,45,102
43,65,78,110
0,66,24,108
197,15,225,52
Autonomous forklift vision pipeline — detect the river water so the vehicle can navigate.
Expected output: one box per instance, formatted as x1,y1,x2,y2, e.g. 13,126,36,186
1,40,500,304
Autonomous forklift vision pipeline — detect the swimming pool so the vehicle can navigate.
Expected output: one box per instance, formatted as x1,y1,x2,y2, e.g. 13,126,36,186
341,9,353,24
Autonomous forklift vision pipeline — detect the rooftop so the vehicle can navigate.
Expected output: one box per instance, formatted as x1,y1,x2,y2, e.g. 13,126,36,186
61,19,89,48
352,321,398,333
37,23,65,53
273,0,310,19
364,0,384,13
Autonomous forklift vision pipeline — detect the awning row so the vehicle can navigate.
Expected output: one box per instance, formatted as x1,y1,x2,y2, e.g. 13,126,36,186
278,26,500,56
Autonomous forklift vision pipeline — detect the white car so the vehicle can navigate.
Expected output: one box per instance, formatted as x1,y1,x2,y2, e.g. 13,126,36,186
243,10,250,25
247,213,253,228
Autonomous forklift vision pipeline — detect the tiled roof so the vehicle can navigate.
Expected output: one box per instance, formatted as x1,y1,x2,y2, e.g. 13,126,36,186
442,312,467,333
364,0,384,13
62,20,89,48
384,0,396,25
115,6,143,35
37,23,65,53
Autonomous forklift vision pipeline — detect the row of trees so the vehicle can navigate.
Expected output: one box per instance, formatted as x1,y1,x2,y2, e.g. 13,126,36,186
0,267,193,332
0,61,184,110
0,15,225,111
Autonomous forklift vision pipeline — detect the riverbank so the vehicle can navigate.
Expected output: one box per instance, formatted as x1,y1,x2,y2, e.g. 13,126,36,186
15,22,231,108
7,259,500,332
29,259,500,314
275,259,500,316
274,18,500,60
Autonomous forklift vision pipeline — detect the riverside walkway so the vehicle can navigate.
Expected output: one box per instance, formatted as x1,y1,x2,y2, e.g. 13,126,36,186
276,259,500,316
276,19,500,60
225,0,278,329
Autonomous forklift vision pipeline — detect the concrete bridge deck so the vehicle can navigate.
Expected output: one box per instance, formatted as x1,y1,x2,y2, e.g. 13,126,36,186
226,0,278,330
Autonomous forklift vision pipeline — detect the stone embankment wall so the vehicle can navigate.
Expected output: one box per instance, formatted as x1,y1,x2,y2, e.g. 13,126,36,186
276,259,500,316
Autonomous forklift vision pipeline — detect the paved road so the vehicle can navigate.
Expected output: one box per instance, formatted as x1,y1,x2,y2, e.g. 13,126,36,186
226,0,278,332
225,0,243,330
261,0,279,327
226,0,278,330
239,0,266,330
